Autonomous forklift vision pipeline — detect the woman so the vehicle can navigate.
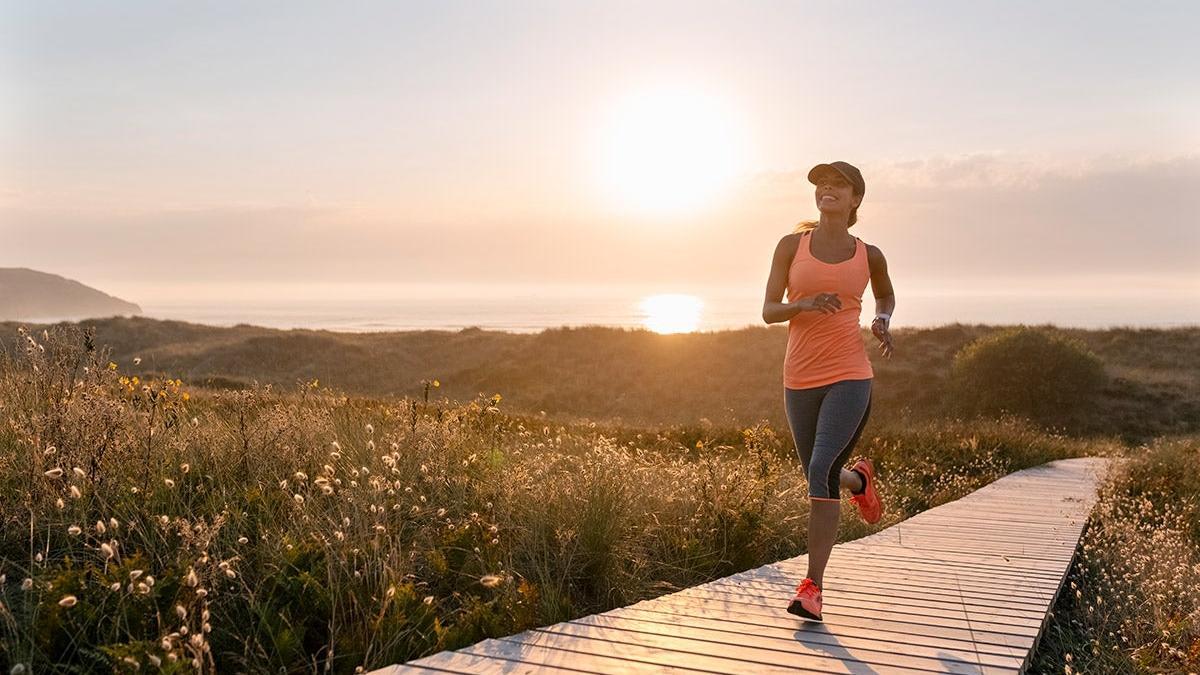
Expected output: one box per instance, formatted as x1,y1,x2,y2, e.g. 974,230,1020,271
761,160,896,621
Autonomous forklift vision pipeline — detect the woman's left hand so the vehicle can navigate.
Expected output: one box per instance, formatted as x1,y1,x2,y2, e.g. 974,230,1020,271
871,317,894,359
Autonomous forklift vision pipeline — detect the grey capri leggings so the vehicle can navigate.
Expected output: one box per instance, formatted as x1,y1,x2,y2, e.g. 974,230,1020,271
784,378,873,500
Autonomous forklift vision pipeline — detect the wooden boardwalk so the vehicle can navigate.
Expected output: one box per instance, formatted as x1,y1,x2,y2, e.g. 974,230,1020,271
376,457,1110,675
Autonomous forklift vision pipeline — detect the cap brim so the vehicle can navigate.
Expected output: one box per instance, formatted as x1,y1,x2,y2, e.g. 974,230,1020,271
807,164,842,185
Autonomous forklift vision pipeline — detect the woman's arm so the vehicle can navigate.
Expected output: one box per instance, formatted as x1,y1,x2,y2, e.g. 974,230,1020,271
867,244,895,358
764,236,804,324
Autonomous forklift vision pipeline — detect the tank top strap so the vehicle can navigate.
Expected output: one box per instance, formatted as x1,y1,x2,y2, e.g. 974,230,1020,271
792,230,812,264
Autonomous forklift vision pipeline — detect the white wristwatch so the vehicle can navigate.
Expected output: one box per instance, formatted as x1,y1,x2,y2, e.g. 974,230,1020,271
874,313,891,322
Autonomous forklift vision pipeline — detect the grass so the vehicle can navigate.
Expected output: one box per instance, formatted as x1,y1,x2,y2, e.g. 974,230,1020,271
4,317,1197,442
0,322,1180,673
1031,434,1200,674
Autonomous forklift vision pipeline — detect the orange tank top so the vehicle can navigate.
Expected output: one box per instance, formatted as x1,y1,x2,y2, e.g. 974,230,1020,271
784,230,874,389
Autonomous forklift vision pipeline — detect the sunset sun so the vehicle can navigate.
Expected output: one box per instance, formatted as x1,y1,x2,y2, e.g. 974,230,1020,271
594,87,748,215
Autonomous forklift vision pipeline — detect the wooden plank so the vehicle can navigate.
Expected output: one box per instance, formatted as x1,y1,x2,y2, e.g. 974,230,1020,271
902,509,1088,524
370,666,472,675
852,534,1083,557
755,563,1061,603
621,596,1036,653
955,499,1092,510
726,562,1055,599
532,618,989,674
611,605,1030,664
677,582,1047,626
729,574,1052,611
825,547,1069,577
680,570,1052,618
605,607,1025,670
793,553,1066,586
739,557,1059,590
933,499,1088,511
887,517,1084,533
630,594,1038,651
418,637,713,674
483,631,853,674
909,508,1088,522
852,541,1078,563
907,507,1090,522
875,520,1082,539
774,550,1067,584
871,521,1079,539
836,541,1077,568
400,650,600,674
897,515,1082,531
709,578,1048,618
646,587,1044,638
911,510,1083,524
377,457,1108,675
847,535,1081,560
766,565,1062,605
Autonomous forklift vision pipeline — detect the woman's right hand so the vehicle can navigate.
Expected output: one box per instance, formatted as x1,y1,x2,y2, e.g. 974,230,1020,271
795,293,841,315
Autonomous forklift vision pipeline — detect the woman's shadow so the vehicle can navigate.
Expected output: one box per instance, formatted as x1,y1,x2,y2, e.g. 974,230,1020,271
792,624,976,674
792,623,883,675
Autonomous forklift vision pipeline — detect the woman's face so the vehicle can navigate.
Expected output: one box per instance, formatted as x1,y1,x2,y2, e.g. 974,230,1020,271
813,169,861,216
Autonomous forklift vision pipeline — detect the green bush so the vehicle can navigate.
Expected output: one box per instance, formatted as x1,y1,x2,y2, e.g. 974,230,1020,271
948,326,1107,426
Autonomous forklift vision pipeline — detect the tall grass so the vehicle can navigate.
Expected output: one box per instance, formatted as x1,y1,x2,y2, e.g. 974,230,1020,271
1,325,1123,673
1032,435,1200,673
8,317,1196,442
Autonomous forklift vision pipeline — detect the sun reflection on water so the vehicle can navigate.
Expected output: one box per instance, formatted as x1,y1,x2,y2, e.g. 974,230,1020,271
638,294,703,334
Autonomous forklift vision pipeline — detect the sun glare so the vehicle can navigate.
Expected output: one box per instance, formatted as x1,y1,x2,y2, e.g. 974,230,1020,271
639,294,704,334
595,87,748,215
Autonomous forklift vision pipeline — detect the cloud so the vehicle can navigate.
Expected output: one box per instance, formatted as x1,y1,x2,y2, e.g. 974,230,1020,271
750,151,1200,197
3,152,1196,295
740,152,1200,283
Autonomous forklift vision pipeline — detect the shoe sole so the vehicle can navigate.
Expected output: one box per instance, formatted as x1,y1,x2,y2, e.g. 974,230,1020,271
786,599,822,621
854,459,882,524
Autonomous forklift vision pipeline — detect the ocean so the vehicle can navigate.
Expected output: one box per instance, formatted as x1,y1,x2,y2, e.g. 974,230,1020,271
135,288,1199,334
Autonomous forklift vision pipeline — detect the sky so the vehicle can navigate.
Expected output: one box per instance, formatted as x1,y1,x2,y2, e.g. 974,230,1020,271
2,0,1198,305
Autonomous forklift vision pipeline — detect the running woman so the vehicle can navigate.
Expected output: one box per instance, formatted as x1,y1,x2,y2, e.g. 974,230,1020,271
761,161,896,621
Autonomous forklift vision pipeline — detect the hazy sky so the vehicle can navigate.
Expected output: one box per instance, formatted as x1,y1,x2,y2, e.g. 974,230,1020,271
3,1,1197,304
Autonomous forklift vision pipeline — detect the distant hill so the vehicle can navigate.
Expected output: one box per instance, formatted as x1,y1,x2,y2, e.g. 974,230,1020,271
0,268,141,321
2,316,1196,441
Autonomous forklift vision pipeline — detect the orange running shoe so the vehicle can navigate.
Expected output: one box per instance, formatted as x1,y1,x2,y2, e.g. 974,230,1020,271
849,458,882,524
786,578,823,621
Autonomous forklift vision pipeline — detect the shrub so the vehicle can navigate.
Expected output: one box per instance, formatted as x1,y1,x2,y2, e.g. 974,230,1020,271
948,326,1107,426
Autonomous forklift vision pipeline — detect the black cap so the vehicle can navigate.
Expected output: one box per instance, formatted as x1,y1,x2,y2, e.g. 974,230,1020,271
807,161,865,197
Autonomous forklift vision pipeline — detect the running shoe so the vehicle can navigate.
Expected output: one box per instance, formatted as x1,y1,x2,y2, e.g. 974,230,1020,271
849,458,882,524
786,578,823,621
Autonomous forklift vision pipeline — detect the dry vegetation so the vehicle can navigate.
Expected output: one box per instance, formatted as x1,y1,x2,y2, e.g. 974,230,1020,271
4,317,1197,441
0,321,1194,673
1032,435,1200,673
